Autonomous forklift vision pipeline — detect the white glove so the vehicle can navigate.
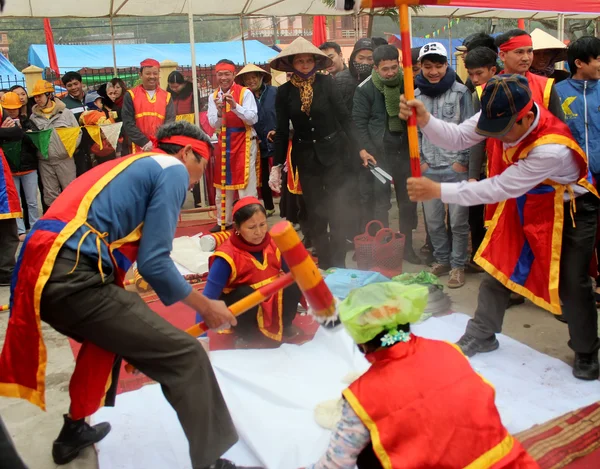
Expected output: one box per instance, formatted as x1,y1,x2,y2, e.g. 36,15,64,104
142,141,153,152
269,165,283,192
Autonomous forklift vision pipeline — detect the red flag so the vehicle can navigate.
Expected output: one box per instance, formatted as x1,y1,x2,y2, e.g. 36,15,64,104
43,18,60,78
312,16,327,47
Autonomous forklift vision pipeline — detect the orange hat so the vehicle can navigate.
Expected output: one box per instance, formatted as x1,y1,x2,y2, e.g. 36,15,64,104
1,92,23,109
140,58,160,68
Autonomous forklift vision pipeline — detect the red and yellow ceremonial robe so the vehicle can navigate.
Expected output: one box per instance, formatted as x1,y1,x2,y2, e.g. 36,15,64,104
128,85,171,153
0,153,152,419
0,148,22,220
475,107,597,314
213,83,253,190
478,73,555,226
210,238,285,341
286,140,302,195
344,336,539,469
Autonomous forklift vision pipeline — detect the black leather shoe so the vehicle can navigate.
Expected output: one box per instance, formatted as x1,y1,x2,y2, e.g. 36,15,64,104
403,249,423,265
456,333,499,358
204,458,263,469
52,414,111,465
573,352,599,381
210,224,232,233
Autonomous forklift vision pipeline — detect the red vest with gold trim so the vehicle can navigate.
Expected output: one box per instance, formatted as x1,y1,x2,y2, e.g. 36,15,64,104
344,337,539,469
475,107,596,314
480,73,555,225
128,85,171,152
213,84,252,190
0,153,152,419
210,237,285,341
286,140,302,195
0,149,22,220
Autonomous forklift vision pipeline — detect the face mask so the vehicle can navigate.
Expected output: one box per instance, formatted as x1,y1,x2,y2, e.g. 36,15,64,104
354,62,374,78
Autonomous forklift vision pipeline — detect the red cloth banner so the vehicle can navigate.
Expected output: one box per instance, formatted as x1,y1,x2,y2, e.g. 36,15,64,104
312,16,327,47
43,18,60,77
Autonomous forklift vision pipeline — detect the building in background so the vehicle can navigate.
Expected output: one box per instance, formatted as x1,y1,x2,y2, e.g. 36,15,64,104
0,32,9,59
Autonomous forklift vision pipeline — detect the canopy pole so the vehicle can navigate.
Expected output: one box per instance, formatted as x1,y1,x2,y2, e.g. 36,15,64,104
188,0,205,207
110,16,117,77
240,16,248,64
557,14,565,44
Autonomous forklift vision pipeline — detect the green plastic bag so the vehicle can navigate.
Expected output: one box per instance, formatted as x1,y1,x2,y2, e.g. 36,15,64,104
392,271,441,287
339,282,429,344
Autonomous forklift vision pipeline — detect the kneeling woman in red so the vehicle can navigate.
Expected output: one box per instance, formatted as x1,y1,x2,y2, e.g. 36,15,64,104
204,197,302,344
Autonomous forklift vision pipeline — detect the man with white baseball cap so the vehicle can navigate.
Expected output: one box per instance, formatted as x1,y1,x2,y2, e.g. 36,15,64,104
415,41,474,289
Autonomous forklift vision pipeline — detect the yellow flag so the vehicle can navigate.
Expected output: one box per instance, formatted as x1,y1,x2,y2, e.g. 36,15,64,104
176,113,195,124
84,125,103,150
55,127,81,158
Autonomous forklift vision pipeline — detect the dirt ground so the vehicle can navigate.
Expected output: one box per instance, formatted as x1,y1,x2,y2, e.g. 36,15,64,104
0,194,594,469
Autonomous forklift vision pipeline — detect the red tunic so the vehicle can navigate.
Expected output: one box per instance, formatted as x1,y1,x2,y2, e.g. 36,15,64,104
213,84,252,190
478,73,555,226
0,153,153,419
210,237,285,341
345,337,539,469
475,107,597,313
0,149,22,220
128,85,171,153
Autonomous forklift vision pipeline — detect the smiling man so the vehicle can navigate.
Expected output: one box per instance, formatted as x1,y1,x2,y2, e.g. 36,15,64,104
415,42,474,289
122,58,176,154
0,121,244,468
208,59,258,232
402,74,600,381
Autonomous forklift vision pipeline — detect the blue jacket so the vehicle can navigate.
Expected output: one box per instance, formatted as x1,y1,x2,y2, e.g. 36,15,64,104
555,79,600,175
253,84,277,158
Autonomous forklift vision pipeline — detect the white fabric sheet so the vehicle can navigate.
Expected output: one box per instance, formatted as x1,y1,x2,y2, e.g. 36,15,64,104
94,314,600,469
170,234,211,275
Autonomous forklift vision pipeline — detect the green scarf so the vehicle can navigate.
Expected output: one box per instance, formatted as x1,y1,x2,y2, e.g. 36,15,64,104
371,69,405,133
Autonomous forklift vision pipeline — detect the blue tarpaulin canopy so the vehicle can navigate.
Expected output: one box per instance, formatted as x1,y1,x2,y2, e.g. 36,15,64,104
0,53,25,88
28,41,278,71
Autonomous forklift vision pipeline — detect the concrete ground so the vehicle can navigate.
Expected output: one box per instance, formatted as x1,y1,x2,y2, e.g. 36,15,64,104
0,194,595,469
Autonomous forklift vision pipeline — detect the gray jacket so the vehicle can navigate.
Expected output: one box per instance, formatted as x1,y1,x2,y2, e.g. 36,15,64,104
416,81,474,167
30,99,82,163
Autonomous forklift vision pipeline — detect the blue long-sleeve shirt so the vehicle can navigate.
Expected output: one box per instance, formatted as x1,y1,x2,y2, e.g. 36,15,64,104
63,155,192,305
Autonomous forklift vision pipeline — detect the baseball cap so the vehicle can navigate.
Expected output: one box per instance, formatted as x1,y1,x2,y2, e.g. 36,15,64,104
418,42,448,61
84,91,102,106
476,74,534,138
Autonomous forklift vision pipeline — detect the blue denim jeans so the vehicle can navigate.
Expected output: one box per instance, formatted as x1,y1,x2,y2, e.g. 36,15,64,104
13,171,40,235
422,167,469,269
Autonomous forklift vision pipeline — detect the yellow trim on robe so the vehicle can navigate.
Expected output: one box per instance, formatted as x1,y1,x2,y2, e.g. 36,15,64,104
342,388,393,469
211,251,237,284
134,112,165,120
543,78,555,109
256,288,284,341
2,153,154,411
463,434,515,469
0,211,23,219
110,222,144,252
250,249,271,271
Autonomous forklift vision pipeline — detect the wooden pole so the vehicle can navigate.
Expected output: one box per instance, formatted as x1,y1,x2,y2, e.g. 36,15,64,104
398,3,421,177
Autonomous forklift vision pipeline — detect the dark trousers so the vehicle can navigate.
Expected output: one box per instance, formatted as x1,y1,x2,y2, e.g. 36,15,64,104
40,251,238,468
222,284,302,339
260,157,274,211
467,193,600,355
469,204,486,260
298,157,347,269
0,417,28,469
357,443,383,469
0,219,18,282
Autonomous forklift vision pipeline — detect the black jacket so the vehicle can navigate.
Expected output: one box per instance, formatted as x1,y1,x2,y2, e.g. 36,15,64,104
0,111,26,170
274,73,360,168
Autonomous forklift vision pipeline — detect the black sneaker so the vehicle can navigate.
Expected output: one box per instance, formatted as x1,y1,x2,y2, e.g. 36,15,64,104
573,352,599,381
456,333,499,358
210,224,232,233
52,414,111,465
204,458,264,469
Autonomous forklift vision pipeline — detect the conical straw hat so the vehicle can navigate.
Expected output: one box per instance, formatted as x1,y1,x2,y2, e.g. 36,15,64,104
270,37,333,73
235,63,272,85
531,29,567,61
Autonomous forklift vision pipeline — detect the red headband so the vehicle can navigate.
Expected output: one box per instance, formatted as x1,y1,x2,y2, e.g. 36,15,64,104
233,197,262,216
215,63,236,74
516,99,534,121
141,58,160,68
499,35,533,53
157,136,211,161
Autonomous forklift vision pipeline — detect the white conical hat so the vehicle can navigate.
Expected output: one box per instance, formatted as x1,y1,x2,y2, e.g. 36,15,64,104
234,63,272,85
270,37,333,72
531,29,567,62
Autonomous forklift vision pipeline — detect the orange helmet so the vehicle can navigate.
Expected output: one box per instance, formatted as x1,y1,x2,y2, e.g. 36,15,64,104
1,92,23,109
30,80,55,97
